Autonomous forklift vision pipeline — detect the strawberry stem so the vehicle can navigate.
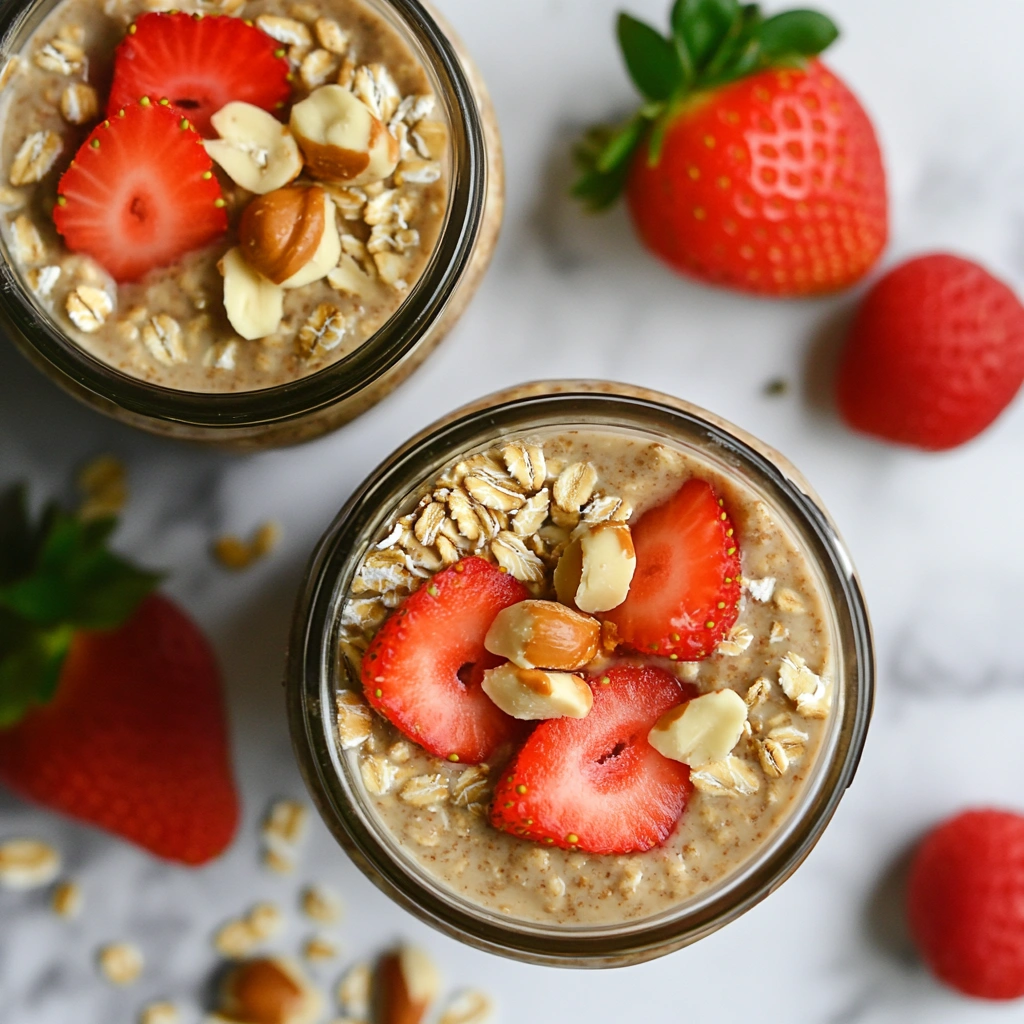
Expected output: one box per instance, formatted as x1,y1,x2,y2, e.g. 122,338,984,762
572,1,839,210
0,485,161,728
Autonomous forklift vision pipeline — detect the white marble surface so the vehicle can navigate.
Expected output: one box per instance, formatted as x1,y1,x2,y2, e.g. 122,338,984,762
4,0,1024,1020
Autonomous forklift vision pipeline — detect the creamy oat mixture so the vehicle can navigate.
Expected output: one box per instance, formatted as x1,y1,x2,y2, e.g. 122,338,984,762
0,0,448,391
334,429,836,926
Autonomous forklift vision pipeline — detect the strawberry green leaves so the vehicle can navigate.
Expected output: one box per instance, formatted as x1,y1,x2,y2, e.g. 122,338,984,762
573,1,840,210
0,486,161,728
618,14,686,101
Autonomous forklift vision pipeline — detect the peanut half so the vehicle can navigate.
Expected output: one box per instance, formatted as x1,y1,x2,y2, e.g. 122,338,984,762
484,600,599,671
481,663,592,721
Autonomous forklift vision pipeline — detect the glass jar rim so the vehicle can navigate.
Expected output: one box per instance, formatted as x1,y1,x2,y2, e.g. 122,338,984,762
0,0,486,430
286,381,875,967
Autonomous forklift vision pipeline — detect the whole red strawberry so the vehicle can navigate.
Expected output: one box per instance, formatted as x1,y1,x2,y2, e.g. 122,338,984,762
907,809,1024,1000
837,254,1024,450
0,487,238,865
573,2,887,296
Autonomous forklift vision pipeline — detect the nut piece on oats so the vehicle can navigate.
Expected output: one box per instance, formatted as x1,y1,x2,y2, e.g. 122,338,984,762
240,186,326,284
648,689,747,768
220,246,284,340
0,838,60,890
481,663,592,721
554,522,636,614
219,957,322,1024
378,946,441,1024
290,85,399,185
279,195,341,289
205,102,304,195
484,600,600,671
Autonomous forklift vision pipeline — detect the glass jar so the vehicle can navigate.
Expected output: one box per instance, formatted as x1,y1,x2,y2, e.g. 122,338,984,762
287,381,874,967
0,0,501,449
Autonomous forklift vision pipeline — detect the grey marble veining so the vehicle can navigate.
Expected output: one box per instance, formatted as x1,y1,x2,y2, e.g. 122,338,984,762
3,0,1024,1021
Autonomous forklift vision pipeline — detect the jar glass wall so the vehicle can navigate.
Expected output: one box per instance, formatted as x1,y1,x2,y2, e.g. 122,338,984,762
287,381,874,967
0,0,501,448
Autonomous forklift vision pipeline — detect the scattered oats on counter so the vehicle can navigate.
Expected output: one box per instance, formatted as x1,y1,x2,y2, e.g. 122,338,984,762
97,941,144,986
336,961,371,1018
78,454,128,519
214,902,284,958
213,521,281,570
0,837,61,890
139,1002,180,1024
438,989,495,1024
301,884,343,924
303,934,340,961
261,798,309,873
51,879,82,918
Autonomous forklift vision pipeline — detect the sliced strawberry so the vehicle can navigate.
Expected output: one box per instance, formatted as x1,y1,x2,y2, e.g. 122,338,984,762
53,101,227,283
603,479,741,660
490,665,695,854
108,12,291,138
361,558,528,764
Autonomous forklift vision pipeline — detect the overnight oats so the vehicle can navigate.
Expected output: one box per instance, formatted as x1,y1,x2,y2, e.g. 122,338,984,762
288,383,874,965
0,0,500,445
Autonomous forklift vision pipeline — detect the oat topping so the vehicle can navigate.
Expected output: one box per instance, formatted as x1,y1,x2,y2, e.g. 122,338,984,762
34,36,85,76
717,623,753,656
314,16,350,54
778,651,831,717
97,942,143,986
336,690,373,748
255,13,311,45
10,130,61,185
399,773,449,808
351,63,401,121
0,838,61,889
0,56,22,90
746,575,776,602
141,314,186,365
690,756,761,797
300,47,336,89
65,285,113,332
744,677,772,708
774,587,805,614
298,303,349,357
11,213,45,264
769,620,789,644
361,753,398,795
26,264,60,297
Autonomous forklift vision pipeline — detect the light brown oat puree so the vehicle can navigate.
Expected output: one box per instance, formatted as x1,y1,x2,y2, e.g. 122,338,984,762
0,0,447,392
337,429,836,926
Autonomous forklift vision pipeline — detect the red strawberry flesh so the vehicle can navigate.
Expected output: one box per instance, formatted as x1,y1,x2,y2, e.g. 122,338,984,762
53,101,226,282
108,12,291,138
490,665,695,854
603,478,741,660
361,558,528,764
